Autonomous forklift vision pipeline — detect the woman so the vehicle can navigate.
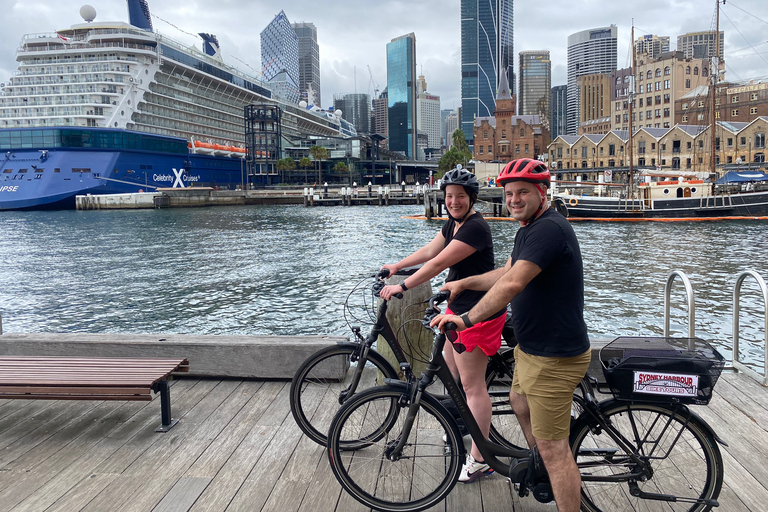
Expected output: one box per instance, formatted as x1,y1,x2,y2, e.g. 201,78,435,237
379,165,506,484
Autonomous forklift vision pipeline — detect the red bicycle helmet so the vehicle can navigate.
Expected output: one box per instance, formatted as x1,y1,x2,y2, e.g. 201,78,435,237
497,159,550,188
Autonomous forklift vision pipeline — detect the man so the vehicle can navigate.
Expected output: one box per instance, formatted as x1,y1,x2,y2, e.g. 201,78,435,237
431,158,590,512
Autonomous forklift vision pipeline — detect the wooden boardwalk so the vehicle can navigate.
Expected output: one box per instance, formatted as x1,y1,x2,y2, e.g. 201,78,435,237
0,371,766,511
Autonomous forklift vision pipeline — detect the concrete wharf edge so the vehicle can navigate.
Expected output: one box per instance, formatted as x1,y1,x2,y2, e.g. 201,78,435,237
0,332,614,380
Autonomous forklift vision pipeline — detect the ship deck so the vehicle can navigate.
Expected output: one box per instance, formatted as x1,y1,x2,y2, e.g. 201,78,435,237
0,371,766,511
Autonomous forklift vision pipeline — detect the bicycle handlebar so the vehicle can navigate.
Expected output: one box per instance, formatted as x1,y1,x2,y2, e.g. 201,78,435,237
373,269,403,299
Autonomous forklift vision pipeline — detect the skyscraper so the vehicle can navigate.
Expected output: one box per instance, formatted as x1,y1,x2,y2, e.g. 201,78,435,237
333,93,371,134
551,84,567,140
386,33,417,159
518,51,551,125
261,11,300,103
677,31,724,60
460,0,514,148
292,22,321,106
372,88,388,140
566,26,617,135
416,75,442,152
635,34,670,59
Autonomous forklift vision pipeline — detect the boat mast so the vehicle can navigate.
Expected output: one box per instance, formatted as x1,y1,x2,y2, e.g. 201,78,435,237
709,0,720,177
628,22,635,196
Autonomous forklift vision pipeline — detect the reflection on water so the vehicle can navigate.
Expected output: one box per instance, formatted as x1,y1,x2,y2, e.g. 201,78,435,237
0,205,766,368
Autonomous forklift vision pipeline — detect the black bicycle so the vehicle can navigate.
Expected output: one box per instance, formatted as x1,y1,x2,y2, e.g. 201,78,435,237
289,268,521,448
326,292,725,512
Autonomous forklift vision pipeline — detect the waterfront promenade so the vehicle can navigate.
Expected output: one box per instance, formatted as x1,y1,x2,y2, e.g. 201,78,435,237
0,369,766,511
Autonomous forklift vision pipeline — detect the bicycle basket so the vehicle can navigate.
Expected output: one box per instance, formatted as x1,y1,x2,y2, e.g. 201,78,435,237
599,336,725,405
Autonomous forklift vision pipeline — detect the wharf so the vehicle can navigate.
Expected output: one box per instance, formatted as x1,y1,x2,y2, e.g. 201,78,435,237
0,331,766,510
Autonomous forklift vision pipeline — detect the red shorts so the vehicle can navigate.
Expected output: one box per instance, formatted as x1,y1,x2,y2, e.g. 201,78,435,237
446,306,504,356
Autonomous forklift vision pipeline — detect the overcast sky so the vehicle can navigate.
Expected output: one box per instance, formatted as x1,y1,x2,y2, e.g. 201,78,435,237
2,0,766,111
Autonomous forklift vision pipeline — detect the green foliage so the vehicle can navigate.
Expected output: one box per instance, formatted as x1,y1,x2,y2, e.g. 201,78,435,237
438,129,472,174
309,145,329,161
276,158,296,171
298,157,313,170
333,161,349,173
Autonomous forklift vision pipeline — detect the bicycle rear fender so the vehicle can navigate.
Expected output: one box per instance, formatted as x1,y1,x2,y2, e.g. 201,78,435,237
382,378,468,457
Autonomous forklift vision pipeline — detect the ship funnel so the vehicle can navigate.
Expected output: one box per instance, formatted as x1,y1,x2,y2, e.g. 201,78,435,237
199,33,222,60
127,0,153,30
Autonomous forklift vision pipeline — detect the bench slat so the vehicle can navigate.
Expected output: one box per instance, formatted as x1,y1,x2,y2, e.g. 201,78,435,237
0,393,154,401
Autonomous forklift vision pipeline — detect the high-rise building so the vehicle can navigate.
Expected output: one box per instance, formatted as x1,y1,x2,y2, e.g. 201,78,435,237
566,26,617,135
291,22,321,106
261,11,300,103
635,34,670,59
677,31,724,60
444,111,459,149
416,75,441,152
333,93,371,134
577,73,612,134
551,85,567,140
386,33,417,159
519,51,551,126
372,88,388,141
460,0,514,148
440,109,453,147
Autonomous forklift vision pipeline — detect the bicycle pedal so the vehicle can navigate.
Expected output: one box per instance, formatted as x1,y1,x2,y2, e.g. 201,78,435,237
532,482,554,503
508,458,529,484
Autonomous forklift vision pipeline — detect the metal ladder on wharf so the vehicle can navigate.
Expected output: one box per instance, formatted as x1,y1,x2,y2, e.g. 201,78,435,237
665,269,768,385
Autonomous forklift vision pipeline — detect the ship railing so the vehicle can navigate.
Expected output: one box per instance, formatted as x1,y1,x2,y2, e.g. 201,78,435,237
732,270,768,386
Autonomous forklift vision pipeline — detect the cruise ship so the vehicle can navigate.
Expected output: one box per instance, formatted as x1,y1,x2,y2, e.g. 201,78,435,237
0,0,356,210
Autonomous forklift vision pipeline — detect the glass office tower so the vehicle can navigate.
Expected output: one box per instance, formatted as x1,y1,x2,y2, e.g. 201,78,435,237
460,0,514,148
519,51,551,123
292,22,321,105
386,33,417,159
261,11,300,103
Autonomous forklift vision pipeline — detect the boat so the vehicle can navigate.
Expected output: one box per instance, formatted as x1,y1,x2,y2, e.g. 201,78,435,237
0,0,356,210
551,4,768,220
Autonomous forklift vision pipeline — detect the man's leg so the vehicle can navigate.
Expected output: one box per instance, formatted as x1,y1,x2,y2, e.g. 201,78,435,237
535,437,581,512
509,390,535,449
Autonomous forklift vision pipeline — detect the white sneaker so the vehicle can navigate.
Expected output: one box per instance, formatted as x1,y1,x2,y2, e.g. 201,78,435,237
458,453,494,483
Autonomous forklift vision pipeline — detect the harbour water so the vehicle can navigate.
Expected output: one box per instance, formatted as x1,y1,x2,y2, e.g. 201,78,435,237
0,204,766,368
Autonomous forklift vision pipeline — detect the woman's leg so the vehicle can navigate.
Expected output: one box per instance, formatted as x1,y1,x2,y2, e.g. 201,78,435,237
454,346,492,461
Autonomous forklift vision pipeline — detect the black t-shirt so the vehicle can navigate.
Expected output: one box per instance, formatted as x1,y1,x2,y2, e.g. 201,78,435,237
510,208,590,357
441,212,504,320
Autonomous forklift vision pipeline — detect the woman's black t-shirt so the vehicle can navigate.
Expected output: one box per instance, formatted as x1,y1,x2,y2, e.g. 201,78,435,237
441,212,504,320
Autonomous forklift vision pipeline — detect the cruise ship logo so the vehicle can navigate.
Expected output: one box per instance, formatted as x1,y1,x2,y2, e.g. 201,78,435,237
172,168,186,188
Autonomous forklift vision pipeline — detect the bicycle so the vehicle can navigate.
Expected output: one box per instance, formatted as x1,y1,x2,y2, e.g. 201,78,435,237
289,268,521,448
326,292,725,512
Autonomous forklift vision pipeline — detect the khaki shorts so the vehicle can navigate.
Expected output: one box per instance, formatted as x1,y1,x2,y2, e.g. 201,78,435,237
511,345,591,440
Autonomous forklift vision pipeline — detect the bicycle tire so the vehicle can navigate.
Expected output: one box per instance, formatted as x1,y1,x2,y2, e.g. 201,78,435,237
327,386,463,512
289,344,398,446
570,401,723,512
485,348,527,450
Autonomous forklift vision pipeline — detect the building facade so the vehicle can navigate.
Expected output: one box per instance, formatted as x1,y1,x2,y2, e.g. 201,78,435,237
635,34,670,59
677,31,725,59
610,67,634,132
372,88,388,143
261,11,300,103
417,92,442,152
566,26,618,135
387,33,418,159
677,81,768,126
333,93,371,134
444,110,459,149
578,73,611,134
551,85,567,141
460,0,514,148
291,22,321,106
519,50,551,126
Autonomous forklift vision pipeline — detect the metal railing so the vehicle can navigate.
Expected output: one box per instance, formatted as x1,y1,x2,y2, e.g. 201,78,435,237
664,270,696,348
732,270,768,386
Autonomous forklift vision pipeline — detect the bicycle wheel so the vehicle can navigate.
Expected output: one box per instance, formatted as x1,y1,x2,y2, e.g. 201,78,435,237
290,344,398,446
327,386,463,512
570,401,723,512
485,349,526,450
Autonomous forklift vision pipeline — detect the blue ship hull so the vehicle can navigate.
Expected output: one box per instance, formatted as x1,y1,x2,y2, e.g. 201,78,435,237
0,128,248,210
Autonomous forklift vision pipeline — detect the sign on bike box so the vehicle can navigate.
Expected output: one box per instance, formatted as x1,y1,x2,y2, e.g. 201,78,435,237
599,336,725,405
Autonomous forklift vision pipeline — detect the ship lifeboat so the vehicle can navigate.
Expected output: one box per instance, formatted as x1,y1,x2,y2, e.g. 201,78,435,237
229,146,247,158
191,140,215,155
213,144,231,156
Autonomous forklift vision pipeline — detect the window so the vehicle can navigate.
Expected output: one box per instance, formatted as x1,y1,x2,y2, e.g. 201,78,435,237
664,80,670,89
655,68,662,77
698,114,704,121
581,146,588,158
609,144,616,156
655,109,661,118
664,66,671,76
483,130,488,139
479,146,484,154
751,107,758,115
732,109,739,116
694,67,699,75
501,130,506,138
686,66,691,74
751,93,759,101
698,101,705,108
740,137,746,146
731,96,739,103
687,142,692,150
515,144,520,154
664,94,670,103
682,102,688,109
639,112,644,120
639,98,644,107
664,108,670,117
638,72,643,81
639,84,644,93
655,81,661,91
647,70,652,79
655,95,662,105
699,140,705,149
727,138,733,147
524,144,529,154
757,133,766,149
682,115,688,122
686,79,691,88
488,145,492,153
703,68,708,77
638,140,646,154
715,111,721,119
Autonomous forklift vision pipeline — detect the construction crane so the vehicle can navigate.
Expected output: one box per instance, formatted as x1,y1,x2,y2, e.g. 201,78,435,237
367,65,380,99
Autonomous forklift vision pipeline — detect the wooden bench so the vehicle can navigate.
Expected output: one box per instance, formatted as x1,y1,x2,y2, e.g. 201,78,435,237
0,356,190,432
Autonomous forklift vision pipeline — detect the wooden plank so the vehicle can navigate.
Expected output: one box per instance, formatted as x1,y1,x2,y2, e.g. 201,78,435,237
41,473,119,512
152,477,212,512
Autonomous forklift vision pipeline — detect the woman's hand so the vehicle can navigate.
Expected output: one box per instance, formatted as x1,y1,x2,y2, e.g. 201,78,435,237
439,281,464,303
379,284,404,301
380,264,399,277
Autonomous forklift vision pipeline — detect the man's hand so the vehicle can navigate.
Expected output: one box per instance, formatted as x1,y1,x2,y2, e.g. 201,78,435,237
429,313,466,332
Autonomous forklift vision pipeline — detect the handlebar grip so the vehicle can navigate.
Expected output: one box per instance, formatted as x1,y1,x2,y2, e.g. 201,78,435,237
378,268,391,278
394,292,403,299
444,321,458,331
434,290,450,302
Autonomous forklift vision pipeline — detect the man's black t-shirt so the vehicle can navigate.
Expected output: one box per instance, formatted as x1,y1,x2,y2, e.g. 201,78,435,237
441,212,504,320
510,208,590,357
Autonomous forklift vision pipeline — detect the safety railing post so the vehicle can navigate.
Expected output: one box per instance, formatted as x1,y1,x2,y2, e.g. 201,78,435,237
732,270,768,386
664,270,696,349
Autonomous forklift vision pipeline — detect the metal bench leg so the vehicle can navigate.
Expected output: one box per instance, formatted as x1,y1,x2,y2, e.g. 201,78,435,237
154,379,179,432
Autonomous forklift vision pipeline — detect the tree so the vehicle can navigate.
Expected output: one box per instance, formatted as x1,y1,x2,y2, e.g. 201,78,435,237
309,146,329,184
298,157,313,184
333,161,349,173
438,129,473,175
276,158,296,184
